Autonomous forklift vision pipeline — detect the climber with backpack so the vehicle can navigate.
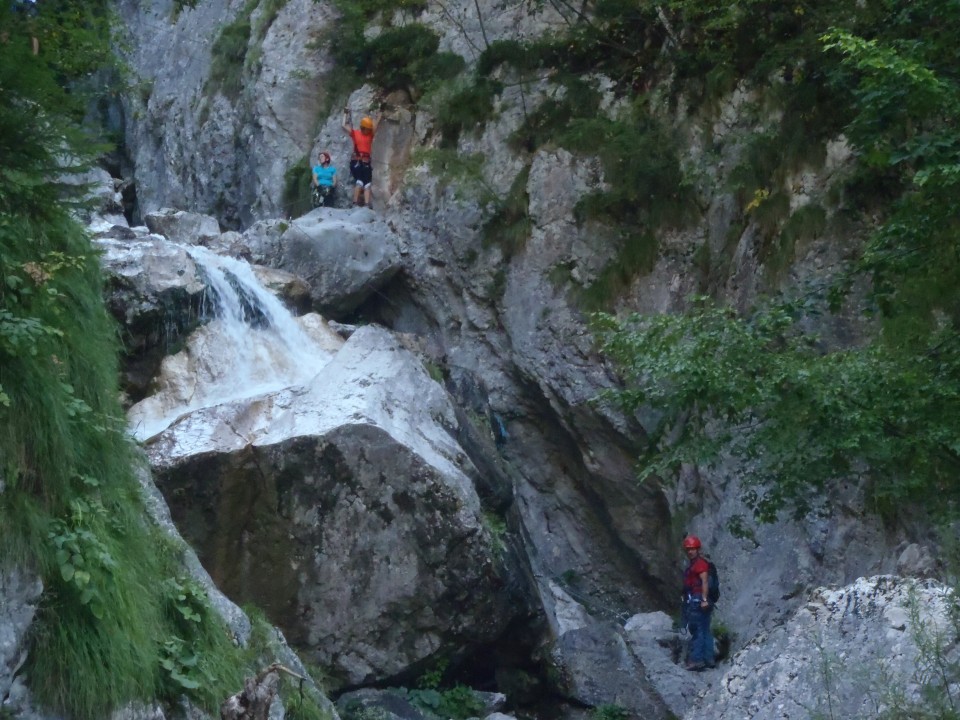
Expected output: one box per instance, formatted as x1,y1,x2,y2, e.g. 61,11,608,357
342,106,382,208
681,535,718,671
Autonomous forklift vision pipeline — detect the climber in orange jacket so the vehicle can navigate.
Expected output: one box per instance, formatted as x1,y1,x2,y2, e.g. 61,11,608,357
342,107,382,208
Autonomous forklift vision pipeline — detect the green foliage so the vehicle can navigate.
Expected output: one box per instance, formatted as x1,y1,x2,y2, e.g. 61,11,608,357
580,230,659,311
482,511,507,556
476,39,538,76
769,203,827,277
173,0,200,18
156,598,245,711
206,0,289,100
436,77,502,146
394,661,485,720
403,684,485,720
207,10,253,100
283,156,314,219
417,660,447,689
324,0,454,98
597,296,960,522
0,3,256,717
49,482,118,620
482,165,531,260
358,24,463,94
595,0,960,527
591,704,629,720
880,588,960,719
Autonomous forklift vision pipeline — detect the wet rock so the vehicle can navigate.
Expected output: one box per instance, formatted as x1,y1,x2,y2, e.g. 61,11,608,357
0,568,43,716
144,208,222,245
140,326,520,687
96,236,207,402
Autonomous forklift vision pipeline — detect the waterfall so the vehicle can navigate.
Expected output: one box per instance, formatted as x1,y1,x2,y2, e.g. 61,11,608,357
128,246,336,441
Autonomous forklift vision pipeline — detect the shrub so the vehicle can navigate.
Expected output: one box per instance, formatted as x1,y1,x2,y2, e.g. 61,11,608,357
207,13,252,100
283,156,314,219
436,78,502,146
360,25,463,94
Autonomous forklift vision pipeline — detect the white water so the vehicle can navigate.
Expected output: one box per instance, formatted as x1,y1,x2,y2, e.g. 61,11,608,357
128,246,336,441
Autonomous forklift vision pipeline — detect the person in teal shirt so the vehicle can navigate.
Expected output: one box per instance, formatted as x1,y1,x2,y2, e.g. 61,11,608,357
311,151,337,207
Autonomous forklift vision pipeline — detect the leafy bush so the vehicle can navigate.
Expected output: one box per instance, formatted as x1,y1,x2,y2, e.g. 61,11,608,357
172,0,199,18
482,165,531,260
436,78,502,146
207,13,253,100
580,230,660,311
283,156,314,219
357,24,463,94
591,704,629,720
404,684,485,720
206,0,289,100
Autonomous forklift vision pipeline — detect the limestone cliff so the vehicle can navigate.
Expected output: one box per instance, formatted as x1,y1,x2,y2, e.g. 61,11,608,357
101,0,955,718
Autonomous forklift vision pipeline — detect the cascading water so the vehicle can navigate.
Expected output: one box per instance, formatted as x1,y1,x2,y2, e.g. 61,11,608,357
128,245,336,441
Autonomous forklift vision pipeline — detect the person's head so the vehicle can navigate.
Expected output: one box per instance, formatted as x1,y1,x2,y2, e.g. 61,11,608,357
319,151,331,165
682,535,702,558
360,116,374,134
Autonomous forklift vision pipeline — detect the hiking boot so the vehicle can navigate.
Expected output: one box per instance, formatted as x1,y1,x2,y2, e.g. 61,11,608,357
685,661,705,671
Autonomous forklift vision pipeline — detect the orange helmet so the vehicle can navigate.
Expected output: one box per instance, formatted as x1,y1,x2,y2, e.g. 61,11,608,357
360,116,374,131
682,536,702,549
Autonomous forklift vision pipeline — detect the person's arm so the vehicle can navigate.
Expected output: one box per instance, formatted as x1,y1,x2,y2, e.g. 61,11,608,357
341,107,353,134
371,109,383,133
331,169,337,187
698,567,709,606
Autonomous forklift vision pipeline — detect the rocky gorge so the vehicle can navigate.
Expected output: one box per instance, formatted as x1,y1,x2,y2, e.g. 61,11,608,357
1,0,958,719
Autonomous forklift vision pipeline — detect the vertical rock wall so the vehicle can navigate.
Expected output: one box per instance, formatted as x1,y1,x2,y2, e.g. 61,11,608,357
118,0,334,228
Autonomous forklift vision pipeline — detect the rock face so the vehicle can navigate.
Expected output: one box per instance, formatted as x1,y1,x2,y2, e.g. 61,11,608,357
144,208,222,245
97,234,207,401
117,0,334,228
112,216,523,688
686,576,958,720
243,208,403,318
104,0,960,718
143,325,519,687
0,568,43,718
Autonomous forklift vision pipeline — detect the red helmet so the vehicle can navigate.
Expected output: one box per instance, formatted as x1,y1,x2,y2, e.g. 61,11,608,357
682,536,702,549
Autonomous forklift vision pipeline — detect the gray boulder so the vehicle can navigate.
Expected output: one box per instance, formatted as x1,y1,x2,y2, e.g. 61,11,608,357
687,576,958,719
542,584,670,718
275,209,402,318
140,325,519,688
144,208,222,245
623,611,706,718
96,236,207,402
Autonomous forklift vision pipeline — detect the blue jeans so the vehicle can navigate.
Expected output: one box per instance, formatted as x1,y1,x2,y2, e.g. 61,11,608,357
687,601,714,665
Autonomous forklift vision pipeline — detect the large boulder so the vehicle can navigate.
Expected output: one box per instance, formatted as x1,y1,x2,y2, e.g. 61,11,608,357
97,235,207,402
242,209,403,318
138,326,520,687
278,209,402,318
542,583,670,718
623,611,714,718
144,208,222,245
685,576,958,719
